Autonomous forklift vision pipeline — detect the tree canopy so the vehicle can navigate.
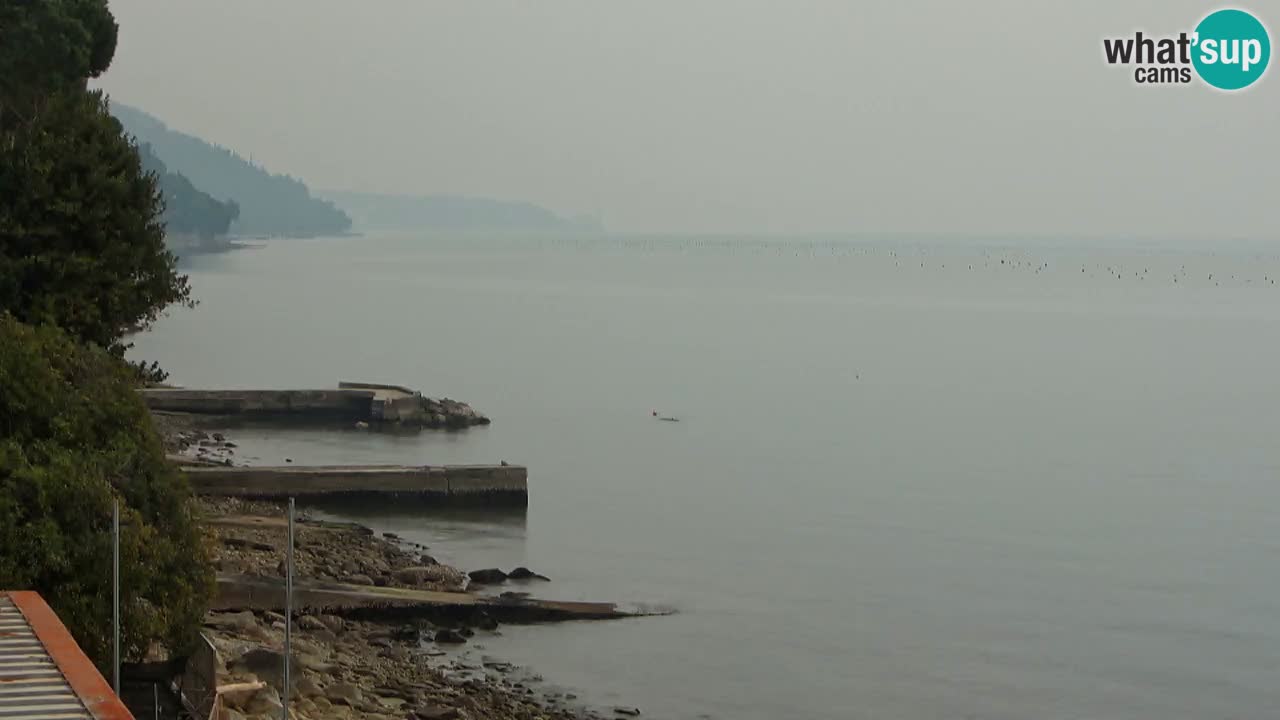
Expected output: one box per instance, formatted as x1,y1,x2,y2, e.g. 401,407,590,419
0,90,191,352
0,0,213,671
1,0,190,353
0,0,118,122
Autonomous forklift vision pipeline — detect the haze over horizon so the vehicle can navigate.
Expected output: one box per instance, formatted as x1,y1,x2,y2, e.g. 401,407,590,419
98,1,1278,237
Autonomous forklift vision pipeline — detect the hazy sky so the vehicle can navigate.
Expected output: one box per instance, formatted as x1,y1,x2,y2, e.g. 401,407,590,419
99,1,1278,236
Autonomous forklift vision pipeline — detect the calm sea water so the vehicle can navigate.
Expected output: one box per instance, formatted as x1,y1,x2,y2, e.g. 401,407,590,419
133,233,1280,720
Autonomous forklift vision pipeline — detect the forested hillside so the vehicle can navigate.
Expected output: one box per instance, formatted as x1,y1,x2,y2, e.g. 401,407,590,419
320,190,599,232
137,143,238,242
112,103,351,237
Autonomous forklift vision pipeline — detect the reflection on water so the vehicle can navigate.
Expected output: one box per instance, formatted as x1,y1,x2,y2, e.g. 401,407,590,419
213,417,435,438
307,500,530,577
191,422,490,467
306,496,528,528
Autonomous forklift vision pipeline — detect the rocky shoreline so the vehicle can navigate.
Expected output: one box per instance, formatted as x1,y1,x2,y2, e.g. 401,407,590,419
200,497,616,720
161,410,639,720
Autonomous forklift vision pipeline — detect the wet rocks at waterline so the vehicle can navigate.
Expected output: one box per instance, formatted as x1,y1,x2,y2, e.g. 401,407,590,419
468,567,551,585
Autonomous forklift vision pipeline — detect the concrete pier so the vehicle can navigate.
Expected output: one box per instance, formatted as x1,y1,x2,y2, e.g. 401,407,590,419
213,575,670,621
142,388,371,418
183,464,527,505
141,381,490,427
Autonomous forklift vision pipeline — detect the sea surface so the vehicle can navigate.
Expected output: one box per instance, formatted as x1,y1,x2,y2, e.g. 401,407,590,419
134,233,1280,720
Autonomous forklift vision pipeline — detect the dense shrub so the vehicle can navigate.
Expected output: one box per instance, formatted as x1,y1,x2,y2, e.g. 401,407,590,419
0,315,212,665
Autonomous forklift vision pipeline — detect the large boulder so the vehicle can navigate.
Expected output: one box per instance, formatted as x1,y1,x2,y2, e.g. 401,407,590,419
467,568,507,585
397,565,448,586
297,615,326,631
508,567,550,581
230,647,297,690
243,687,284,717
419,397,491,428
326,681,363,706
293,675,324,699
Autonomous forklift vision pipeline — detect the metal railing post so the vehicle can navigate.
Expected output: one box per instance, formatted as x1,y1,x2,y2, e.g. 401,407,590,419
281,497,294,720
113,499,120,696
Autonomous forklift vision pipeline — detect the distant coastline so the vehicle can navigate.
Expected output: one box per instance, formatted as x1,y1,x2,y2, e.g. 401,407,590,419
167,231,375,260
318,190,602,234
167,234,262,260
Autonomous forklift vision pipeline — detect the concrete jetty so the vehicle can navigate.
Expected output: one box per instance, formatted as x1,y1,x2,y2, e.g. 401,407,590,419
141,381,490,428
212,575,669,621
184,464,527,505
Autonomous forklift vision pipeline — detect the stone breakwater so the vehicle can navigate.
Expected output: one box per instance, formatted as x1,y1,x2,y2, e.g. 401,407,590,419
200,498,632,720
416,396,490,429
141,381,491,429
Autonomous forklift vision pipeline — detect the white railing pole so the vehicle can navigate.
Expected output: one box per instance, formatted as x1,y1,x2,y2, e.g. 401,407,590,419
281,497,294,720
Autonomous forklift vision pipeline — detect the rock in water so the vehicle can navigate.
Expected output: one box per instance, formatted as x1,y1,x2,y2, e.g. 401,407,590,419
508,566,550,581
467,568,508,584
419,396,491,428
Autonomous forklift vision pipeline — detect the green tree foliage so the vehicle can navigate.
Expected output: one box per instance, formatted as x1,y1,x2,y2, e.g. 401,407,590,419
0,315,213,666
0,0,118,123
138,143,240,239
0,0,213,669
111,103,353,238
0,89,192,352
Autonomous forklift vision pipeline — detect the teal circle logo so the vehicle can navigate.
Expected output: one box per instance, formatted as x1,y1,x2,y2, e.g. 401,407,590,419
1192,9,1271,90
